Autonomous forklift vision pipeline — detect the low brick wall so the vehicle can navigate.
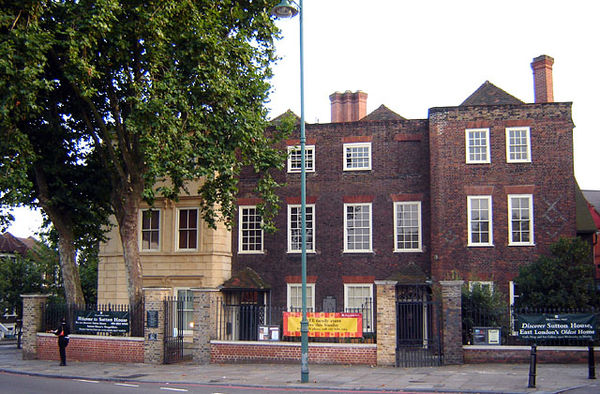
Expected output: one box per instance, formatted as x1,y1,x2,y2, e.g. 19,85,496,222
465,345,600,364
37,333,144,363
211,341,377,365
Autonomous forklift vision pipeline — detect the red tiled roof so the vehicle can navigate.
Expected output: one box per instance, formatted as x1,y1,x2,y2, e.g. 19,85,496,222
0,232,36,256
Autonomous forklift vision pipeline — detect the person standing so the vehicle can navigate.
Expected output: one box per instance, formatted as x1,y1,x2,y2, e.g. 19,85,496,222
54,318,70,366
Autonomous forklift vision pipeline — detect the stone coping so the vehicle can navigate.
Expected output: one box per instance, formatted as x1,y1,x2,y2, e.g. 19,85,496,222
211,340,376,348
38,333,144,341
464,345,599,351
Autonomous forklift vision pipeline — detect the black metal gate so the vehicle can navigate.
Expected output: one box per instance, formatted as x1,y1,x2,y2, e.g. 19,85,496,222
164,297,184,364
396,284,443,367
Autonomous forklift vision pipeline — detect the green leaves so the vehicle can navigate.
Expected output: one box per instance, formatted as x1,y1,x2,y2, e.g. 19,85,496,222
515,237,598,309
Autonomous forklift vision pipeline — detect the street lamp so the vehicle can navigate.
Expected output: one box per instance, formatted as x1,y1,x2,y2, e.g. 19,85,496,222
271,0,309,384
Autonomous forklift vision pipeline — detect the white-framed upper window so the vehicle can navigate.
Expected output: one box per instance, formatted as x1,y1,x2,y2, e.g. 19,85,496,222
394,201,422,252
287,283,315,312
467,196,493,246
344,284,374,333
343,142,372,171
344,203,372,252
287,145,315,173
238,205,263,253
466,128,490,164
508,194,534,246
177,208,198,250
141,209,160,251
506,127,531,163
288,204,315,253
509,281,521,335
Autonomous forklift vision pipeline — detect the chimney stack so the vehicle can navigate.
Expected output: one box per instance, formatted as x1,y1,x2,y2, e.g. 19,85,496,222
531,55,554,103
329,91,368,123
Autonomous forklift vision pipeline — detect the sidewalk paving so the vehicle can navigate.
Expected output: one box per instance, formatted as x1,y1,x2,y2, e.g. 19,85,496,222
1,345,599,393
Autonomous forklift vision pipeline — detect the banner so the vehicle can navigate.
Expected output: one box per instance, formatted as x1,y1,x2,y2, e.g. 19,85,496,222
283,312,362,338
74,310,129,334
516,313,596,340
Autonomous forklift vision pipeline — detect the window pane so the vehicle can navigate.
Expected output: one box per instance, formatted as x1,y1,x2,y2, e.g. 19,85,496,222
240,207,262,252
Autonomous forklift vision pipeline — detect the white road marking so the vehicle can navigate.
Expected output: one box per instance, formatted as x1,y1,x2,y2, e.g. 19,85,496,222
115,383,139,388
160,387,188,392
74,379,99,383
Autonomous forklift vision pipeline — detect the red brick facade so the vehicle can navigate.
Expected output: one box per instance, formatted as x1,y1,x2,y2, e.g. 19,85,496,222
211,341,377,365
37,333,144,363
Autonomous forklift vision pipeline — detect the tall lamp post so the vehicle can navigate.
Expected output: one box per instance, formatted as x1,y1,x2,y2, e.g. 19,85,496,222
271,0,309,383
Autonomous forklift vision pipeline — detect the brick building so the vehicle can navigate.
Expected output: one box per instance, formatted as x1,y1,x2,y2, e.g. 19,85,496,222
231,55,580,324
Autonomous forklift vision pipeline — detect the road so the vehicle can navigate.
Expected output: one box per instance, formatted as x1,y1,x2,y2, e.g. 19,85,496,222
0,372,441,394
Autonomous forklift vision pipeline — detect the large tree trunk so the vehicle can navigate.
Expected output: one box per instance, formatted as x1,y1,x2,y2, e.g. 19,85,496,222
112,191,144,310
34,167,85,306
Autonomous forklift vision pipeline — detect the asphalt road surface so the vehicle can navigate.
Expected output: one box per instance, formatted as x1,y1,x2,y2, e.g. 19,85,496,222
0,372,445,394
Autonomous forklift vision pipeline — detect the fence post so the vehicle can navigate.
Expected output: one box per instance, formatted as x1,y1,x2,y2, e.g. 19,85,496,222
20,294,49,360
375,280,397,366
191,288,221,364
143,288,171,364
440,280,464,365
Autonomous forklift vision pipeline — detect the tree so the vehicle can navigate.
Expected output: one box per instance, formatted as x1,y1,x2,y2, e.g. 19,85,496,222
0,241,60,317
1,1,287,309
514,237,598,309
1,2,113,305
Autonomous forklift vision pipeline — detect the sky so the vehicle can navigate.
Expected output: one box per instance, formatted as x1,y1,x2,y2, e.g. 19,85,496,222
5,0,599,239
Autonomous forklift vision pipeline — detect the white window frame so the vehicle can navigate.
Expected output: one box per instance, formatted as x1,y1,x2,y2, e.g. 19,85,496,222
467,196,493,247
344,283,374,333
468,281,494,293
465,128,491,164
140,209,160,251
287,145,315,173
176,208,199,251
508,194,534,246
287,204,315,253
509,281,520,335
343,142,372,171
505,127,531,163
287,283,315,312
393,201,422,252
344,203,373,253
173,288,194,336
238,205,264,254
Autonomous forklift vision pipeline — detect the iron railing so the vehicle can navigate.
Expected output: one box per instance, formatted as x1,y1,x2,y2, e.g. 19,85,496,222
42,301,144,337
215,300,375,342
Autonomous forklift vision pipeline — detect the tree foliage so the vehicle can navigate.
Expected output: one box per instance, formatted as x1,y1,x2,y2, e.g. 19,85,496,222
1,1,288,308
514,237,598,309
0,241,60,317
461,284,508,344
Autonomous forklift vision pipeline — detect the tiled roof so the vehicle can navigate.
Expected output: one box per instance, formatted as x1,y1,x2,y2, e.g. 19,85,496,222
582,190,600,212
576,186,597,233
270,109,300,127
360,105,405,121
460,81,524,106
0,232,36,256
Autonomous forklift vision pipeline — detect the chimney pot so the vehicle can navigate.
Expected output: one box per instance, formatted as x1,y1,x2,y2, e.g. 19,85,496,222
329,91,368,123
531,55,554,103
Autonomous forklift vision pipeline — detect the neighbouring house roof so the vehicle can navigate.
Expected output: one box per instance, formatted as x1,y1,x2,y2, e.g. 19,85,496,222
360,105,406,121
576,186,597,233
583,190,600,212
460,81,524,106
221,267,271,291
0,232,37,256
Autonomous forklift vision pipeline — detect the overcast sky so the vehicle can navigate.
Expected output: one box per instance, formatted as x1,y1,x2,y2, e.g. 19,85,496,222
6,0,599,238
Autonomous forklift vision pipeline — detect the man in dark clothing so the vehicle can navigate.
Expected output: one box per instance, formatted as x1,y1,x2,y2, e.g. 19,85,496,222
54,318,70,366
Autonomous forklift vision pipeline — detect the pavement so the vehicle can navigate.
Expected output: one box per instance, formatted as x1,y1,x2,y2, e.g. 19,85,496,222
1,342,599,393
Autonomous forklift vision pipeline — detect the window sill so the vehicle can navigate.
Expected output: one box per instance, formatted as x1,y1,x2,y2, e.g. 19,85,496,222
467,244,495,248
394,249,423,253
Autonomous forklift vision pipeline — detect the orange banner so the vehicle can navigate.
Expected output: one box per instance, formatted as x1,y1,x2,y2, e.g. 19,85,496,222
283,312,363,338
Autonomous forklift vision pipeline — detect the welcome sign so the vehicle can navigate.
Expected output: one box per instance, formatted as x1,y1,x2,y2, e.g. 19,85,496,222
74,310,130,334
283,312,363,338
516,313,597,340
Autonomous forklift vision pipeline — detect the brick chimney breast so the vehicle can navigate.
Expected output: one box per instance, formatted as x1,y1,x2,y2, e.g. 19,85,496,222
531,55,554,103
329,90,368,123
